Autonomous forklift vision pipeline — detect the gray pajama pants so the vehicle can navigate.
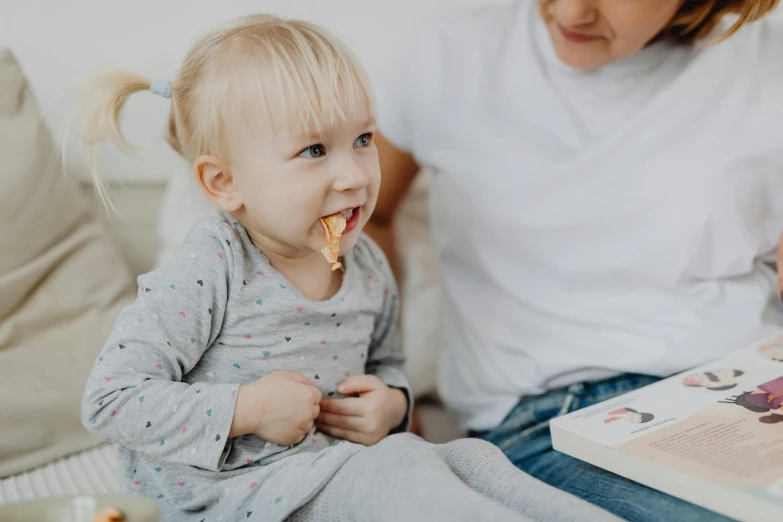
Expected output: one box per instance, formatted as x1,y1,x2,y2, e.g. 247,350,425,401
288,436,621,522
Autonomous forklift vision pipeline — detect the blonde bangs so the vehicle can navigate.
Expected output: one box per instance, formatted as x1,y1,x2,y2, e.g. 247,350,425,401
215,20,375,149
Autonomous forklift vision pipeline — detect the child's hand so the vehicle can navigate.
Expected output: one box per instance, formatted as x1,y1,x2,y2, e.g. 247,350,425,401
315,375,408,446
230,371,322,446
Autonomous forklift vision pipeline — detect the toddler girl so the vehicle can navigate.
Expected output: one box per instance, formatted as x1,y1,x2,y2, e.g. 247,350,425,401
76,13,620,522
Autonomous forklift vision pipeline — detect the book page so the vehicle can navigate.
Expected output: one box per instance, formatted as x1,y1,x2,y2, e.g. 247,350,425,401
552,329,783,448
551,329,783,512
617,382,783,507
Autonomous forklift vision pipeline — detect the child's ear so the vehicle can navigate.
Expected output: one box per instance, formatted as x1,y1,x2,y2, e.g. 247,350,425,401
193,155,243,212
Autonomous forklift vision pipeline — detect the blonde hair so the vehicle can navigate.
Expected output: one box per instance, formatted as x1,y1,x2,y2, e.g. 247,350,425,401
69,14,375,212
662,0,780,43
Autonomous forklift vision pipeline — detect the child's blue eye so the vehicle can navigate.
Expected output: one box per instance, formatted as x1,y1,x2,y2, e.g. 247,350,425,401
299,144,325,158
354,133,373,148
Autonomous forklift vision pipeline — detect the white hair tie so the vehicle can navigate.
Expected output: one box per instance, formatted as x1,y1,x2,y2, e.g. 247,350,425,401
150,79,172,99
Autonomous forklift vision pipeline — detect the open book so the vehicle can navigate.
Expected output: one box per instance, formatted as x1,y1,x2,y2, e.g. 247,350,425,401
551,330,783,522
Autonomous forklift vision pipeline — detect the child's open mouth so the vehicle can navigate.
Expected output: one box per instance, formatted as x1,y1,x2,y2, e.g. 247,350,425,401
318,207,361,270
340,207,361,234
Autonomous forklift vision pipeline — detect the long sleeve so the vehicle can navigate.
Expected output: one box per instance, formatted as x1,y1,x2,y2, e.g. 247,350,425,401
81,219,240,471
365,242,414,433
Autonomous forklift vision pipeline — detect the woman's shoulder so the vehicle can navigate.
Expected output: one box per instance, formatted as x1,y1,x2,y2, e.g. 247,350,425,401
406,1,523,54
374,2,529,153
703,14,783,79
752,14,783,80
679,14,783,112
381,1,526,116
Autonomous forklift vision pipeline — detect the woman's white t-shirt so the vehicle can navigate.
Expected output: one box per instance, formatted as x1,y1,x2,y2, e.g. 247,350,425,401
376,0,783,431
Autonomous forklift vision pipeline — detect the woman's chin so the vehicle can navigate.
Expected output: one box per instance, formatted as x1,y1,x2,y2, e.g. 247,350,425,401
546,27,614,71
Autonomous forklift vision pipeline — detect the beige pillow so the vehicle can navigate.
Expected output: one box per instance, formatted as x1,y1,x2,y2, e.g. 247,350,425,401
0,49,136,478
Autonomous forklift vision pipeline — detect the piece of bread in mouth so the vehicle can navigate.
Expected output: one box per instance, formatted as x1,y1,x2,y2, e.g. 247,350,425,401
320,214,347,271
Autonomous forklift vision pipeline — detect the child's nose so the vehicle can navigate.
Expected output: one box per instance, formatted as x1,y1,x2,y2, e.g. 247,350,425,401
333,160,369,192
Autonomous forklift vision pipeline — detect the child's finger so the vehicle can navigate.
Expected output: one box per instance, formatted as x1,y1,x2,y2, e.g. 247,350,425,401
316,423,366,445
317,411,364,431
319,397,365,416
337,375,382,395
285,371,316,386
308,385,323,404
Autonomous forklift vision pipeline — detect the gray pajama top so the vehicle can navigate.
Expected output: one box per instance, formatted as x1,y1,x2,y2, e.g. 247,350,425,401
81,212,411,521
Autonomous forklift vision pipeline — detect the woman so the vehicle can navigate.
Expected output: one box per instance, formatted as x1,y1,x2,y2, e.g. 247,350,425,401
367,0,783,520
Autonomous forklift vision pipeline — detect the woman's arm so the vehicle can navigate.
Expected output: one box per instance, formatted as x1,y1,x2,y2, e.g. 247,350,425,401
366,132,421,282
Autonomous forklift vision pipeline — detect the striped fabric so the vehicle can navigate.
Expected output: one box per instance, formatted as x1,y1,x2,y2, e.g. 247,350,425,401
0,445,119,504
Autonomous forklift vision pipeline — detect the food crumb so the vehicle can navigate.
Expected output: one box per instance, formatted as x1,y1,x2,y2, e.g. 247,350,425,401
92,506,125,522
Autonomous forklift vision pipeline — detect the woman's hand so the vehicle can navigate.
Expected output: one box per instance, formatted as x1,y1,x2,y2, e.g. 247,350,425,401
316,375,408,446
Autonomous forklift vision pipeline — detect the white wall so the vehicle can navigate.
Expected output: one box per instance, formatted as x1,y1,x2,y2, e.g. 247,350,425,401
1,0,506,183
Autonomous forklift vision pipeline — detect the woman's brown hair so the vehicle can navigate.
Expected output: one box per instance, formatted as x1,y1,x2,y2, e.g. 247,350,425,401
662,0,780,43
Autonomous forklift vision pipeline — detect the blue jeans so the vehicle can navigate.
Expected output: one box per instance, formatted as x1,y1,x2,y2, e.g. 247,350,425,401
472,374,735,522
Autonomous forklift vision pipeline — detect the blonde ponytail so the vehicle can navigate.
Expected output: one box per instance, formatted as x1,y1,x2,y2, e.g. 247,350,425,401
65,70,154,213
65,13,375,215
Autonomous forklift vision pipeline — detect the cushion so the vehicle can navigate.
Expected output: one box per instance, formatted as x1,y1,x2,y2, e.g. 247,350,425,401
0,49,136,478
